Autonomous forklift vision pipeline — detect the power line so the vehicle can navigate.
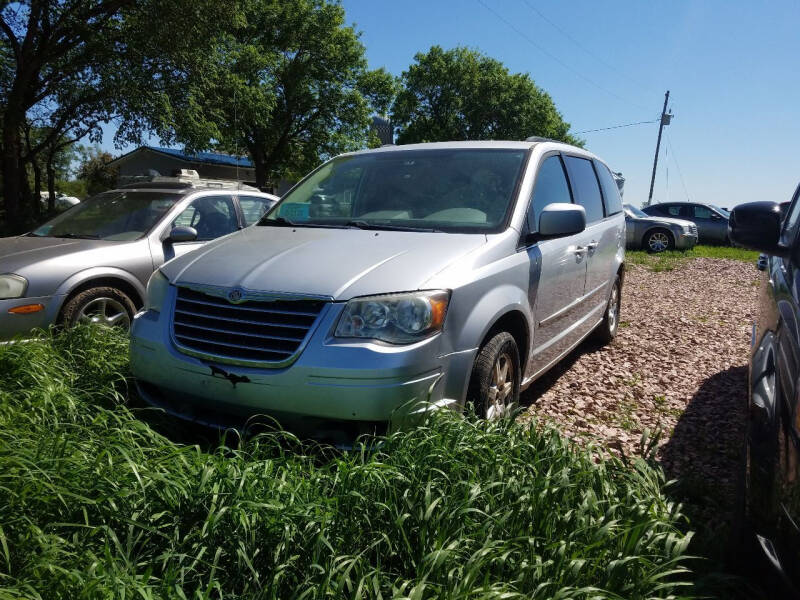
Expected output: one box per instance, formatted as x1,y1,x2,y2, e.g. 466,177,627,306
475,0,650,111
573,118,659,135
665,131,691,202
520,0,657,95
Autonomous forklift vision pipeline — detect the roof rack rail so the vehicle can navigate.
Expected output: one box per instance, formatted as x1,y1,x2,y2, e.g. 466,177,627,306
525,136,559,143
121,175,259,192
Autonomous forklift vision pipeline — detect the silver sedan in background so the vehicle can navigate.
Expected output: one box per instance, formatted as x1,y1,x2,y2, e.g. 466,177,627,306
624,203,698,252
0,180,277,340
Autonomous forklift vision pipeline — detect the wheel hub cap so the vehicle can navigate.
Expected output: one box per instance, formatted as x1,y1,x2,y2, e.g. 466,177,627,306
648,232,669,252
77,297,131,330
486,352,514,420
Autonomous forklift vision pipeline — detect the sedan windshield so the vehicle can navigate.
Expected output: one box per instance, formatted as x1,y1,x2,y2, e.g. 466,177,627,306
261,149,527,233
31,191,181,241
624,204,648,218
710,205,730,217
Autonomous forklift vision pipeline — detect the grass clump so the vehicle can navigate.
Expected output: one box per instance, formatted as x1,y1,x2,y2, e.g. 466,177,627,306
627,244,760,272
0,327,696,599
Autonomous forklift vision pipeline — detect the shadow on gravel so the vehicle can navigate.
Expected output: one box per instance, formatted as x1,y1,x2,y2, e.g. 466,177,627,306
660,366,774,599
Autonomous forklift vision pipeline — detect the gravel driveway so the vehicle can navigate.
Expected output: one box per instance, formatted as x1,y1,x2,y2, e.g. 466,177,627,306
520,257,760,532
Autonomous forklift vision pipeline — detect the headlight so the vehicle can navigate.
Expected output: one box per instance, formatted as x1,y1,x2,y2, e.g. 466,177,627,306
144,270,170,313
334,290,450,344
682,224,693,233
0,274,27,299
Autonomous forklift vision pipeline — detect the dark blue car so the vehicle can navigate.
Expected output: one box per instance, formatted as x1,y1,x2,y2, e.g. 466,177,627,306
729,188,800,593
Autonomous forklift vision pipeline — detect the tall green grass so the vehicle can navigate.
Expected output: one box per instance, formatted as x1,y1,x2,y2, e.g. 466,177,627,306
0,328,695,599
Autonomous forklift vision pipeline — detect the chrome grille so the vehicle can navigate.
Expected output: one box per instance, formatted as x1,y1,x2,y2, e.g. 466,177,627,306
172,287,326,365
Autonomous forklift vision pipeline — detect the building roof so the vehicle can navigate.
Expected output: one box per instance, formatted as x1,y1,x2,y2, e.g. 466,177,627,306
109,146,253,168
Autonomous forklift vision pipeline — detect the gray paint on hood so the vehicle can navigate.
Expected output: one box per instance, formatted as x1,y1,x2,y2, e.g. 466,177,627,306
160,225,488,300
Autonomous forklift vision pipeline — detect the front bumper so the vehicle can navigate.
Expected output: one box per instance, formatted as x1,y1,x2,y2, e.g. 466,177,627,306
130,303,477,427
0,295,64,341
675,232,698,250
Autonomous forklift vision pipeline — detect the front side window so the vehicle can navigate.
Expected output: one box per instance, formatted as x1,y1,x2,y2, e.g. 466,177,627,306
692,205,714,219
780,187,800,247
262,149,528,233
527,155,572,232
172,195,238,241
563,156,604,223
594,161,623,215
30,191,180,241
239,196,276,226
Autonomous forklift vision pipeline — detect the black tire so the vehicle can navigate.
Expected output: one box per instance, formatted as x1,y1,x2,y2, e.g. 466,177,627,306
466,331,521,419
644,228,674,253
60,286,137,331
592,275,621,345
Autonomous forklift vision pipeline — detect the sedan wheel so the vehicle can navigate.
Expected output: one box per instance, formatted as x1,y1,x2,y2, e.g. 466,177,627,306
646,230,672,253
77,297,131,329
60,286,137,332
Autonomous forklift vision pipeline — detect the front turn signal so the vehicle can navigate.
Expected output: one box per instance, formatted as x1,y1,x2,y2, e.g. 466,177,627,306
8,304,44,314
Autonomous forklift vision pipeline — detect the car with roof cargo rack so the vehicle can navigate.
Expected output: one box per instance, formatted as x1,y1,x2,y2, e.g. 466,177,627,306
0,173,277,341
130,139,626,429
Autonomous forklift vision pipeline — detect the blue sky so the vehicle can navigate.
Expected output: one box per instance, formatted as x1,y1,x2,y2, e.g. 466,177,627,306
102,0,800,208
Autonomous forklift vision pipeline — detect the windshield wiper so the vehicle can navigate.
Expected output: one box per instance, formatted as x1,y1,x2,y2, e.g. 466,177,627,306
52,233,100,239
259,216,295,227
345,220,441,233
259,217,341,229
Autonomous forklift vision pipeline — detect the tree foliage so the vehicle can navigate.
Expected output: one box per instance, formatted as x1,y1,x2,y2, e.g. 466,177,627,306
392,46,580,146
0,0,236,233
76,147,117,196
166,0,396,188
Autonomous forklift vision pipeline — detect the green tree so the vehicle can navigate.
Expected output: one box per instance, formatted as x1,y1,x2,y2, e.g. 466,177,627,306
0,0,236,234
166,0,396,188
76,147,118,196
392,46,580,146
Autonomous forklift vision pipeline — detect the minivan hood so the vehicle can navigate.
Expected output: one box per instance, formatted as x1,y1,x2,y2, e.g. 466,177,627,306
161,225,488,300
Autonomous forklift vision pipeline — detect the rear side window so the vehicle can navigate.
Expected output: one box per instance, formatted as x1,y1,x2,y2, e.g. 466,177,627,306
564,156,604,223
527,155,572,232
594,161,623,215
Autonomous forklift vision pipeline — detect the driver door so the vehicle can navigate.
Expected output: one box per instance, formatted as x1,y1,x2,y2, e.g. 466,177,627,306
525,154,589,376
150,194,238,265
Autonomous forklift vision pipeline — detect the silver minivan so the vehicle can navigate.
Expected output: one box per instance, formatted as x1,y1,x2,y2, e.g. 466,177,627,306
130,141,625,426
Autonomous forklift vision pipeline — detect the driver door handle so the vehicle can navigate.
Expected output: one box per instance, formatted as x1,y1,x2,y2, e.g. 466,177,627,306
587,241,599,250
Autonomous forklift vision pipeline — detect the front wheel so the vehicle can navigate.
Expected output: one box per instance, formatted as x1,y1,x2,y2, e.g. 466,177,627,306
592,275,621,345
466,331,521,419
645,229,674,253
60,286,137,331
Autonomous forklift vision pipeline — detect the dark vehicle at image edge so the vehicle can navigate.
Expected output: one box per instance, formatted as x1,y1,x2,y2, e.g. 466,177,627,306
728,189,800,594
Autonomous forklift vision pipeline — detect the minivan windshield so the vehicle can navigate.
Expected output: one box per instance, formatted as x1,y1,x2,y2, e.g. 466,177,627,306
31,191,181,241
261,149,527,233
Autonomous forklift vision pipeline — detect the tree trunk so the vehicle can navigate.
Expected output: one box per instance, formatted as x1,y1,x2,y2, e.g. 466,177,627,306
47,156,56,214
253,152,268,190
31,156,43,215
1,125,23,234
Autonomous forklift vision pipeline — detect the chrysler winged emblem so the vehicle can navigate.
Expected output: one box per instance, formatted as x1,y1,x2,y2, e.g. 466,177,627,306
227,288,244,303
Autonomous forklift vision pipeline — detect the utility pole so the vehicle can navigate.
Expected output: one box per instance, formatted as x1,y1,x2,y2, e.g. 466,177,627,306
646,90,672,207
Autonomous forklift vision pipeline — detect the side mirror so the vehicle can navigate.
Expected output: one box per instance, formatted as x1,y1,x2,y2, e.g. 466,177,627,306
538,203,586,238
165,225,198,243
728,202,788,257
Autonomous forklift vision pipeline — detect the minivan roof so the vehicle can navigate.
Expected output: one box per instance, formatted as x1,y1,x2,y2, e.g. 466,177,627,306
344,139,598,161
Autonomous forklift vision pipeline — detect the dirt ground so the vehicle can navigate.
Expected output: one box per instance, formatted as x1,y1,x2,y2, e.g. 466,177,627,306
519,257,761,535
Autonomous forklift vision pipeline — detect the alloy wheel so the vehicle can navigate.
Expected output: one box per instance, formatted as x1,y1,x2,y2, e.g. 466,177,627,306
486,351,515,420
77,297,131,329
648,232,670,252
607,283,620,332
